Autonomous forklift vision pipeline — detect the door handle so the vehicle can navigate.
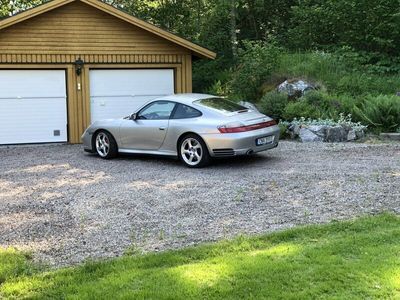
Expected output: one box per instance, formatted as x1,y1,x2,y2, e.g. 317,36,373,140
159,127,166,131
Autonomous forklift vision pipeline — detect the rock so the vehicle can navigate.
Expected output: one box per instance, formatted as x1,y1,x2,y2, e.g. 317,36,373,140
396,92,400,96
288,124,301,139
325,126,347,142
277,79,317,99
238,101,260,112
347,130,357,141
308,125,327,138
355,129,365,140
299,128,323,142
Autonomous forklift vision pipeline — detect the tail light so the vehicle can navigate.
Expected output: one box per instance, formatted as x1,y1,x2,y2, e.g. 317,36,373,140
218,120,277,133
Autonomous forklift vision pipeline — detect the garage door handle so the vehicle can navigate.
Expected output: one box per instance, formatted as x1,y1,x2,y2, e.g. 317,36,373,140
159,127,166,131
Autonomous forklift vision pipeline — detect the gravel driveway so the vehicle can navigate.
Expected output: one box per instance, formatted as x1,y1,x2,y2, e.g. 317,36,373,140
0,141,399,267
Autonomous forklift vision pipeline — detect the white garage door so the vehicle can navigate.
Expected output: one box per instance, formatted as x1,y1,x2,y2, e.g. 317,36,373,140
89,69,174,123
0,70,67,145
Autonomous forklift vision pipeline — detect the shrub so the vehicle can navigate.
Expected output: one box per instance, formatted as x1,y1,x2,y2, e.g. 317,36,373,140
282,100,320,120
258,91,288,120
229,41,281,101
281,91,365,122
353,95,400,132
282,91,341,120
278,122,290,139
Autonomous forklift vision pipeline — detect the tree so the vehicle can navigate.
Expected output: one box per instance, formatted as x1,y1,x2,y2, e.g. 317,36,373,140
0,0,47,17
288,0,400,56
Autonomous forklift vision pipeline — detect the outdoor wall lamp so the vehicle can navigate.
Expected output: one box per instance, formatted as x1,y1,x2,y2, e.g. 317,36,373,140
74,58,84,76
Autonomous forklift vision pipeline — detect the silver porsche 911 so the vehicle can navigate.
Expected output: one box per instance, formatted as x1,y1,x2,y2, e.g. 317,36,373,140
82,93,280,167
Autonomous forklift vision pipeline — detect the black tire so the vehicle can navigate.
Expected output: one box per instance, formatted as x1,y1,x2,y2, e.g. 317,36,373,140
178,134,210,168
94,130,118,159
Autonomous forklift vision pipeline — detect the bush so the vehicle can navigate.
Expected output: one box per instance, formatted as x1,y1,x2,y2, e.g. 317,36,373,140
258,91,288,120
282,100,320,120
278,123,290,139
281,91,365,122
353,95,400,132
229,41,281,101
282,91,341,120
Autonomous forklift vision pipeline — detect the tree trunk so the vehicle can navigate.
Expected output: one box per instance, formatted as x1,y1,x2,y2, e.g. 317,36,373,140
230,0,238,58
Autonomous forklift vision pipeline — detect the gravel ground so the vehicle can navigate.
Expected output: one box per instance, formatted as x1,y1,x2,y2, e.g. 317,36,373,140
0,141,399,267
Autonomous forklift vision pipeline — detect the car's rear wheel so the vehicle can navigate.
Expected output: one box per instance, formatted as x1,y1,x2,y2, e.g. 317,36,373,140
95,131,118,159
179,134,210,168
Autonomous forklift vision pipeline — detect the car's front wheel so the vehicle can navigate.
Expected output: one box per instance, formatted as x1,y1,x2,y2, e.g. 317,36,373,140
178,134,210,168
94,131,118,159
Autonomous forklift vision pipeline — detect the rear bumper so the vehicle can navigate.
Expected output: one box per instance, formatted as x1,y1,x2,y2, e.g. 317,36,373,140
201,125,280,157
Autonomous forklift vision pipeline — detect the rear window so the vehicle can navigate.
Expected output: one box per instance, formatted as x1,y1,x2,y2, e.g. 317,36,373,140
172,104,202,119
194,98,248,114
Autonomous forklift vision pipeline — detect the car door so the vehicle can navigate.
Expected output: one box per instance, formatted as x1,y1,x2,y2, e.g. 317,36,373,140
119,101,176,150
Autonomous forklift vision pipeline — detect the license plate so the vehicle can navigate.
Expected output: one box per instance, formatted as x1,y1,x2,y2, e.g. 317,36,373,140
256,136,274,146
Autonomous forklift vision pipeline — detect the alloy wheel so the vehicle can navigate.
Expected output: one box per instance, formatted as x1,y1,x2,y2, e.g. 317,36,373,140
180,137,203,166
95,132,110,157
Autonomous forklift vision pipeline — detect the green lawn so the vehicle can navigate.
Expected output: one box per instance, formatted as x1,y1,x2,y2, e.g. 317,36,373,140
1,214,399,299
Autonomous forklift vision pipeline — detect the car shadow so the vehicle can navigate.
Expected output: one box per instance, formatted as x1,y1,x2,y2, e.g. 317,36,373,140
84,152,281,168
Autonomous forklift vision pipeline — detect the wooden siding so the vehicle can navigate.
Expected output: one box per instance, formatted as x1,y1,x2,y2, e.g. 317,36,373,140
0,1,194,144
0,1,189,55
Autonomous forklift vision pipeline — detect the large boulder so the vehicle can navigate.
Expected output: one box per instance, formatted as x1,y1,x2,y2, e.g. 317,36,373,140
325,126,347,142
299,128,323,142
285,122,366,143
308,125,327,139
277,79,317,99
347,130,357,141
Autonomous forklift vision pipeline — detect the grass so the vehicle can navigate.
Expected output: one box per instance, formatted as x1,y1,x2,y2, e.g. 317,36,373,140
1,214,399,299
276,52,400,97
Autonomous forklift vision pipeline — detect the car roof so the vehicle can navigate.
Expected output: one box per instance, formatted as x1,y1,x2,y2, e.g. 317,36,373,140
154,93,217,105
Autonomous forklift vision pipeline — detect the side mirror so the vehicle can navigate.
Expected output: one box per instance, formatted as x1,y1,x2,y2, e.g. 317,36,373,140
130,113,138,120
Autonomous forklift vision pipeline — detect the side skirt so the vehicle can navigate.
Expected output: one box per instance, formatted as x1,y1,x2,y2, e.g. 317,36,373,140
118,148,178,157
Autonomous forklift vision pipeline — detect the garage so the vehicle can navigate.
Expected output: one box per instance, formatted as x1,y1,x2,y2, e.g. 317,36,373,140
90,69,174,122
0,0,215,144
0,70,67,145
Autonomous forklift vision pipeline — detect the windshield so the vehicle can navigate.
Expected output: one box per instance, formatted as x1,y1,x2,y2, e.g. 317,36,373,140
194,98,249,114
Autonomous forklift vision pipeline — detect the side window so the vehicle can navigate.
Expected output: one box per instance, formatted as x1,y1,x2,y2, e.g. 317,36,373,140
138,101,176,120
172,104,202,119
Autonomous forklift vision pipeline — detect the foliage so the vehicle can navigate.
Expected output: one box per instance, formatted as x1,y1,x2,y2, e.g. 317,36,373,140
281,91,352,121
276,52,400,97
1,214,399,299
287,0,400,57
229,41,281,101
281,114,367,131
0,0,47,18
334,46,400,75
353,95,400,132
278,122,290,139
193,57,234,94
283,100,320,121
259,91,288,120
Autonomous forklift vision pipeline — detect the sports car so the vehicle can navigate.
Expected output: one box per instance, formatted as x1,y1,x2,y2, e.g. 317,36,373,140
82,93,280,167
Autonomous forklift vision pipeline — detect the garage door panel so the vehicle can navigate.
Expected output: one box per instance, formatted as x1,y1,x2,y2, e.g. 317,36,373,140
91,95,160,121
0,70,66,98
0,70,67,145
90,69,174,123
